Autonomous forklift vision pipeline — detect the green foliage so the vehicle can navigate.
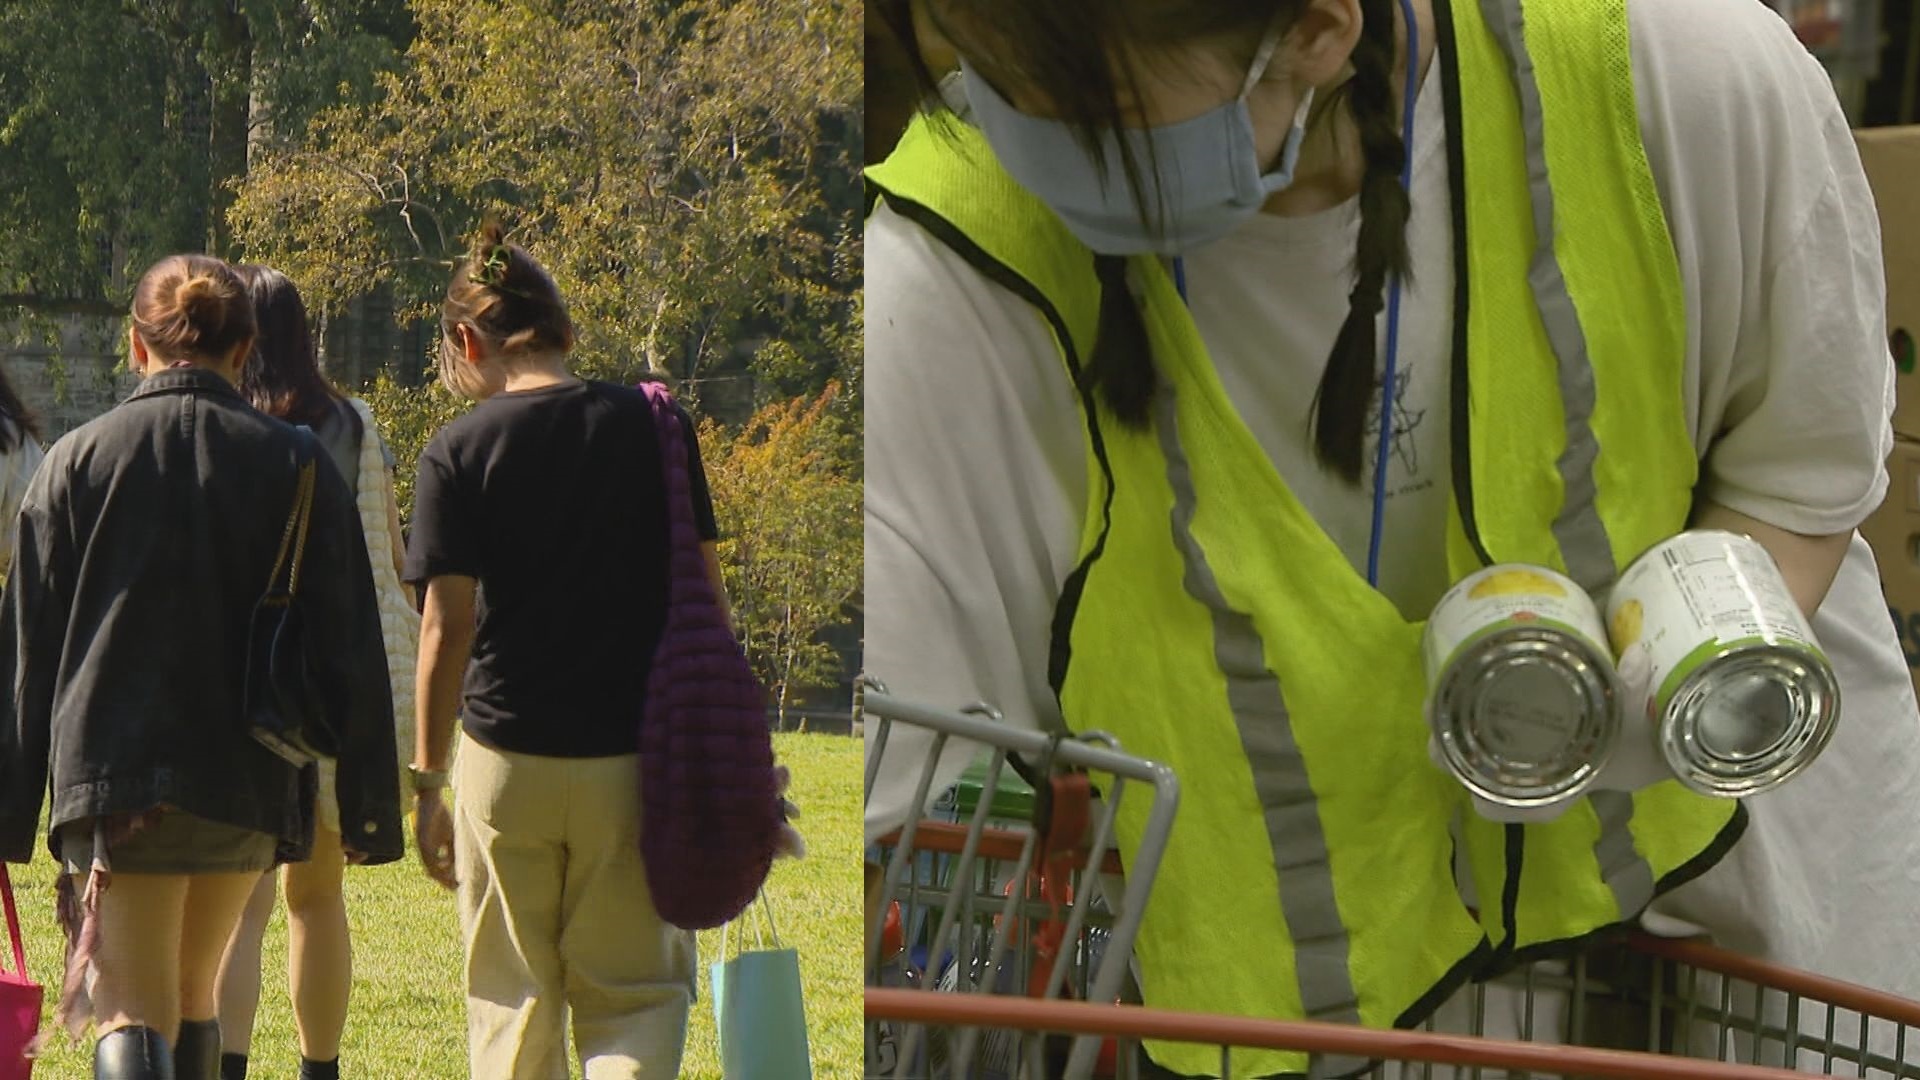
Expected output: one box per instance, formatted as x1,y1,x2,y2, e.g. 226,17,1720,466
0,0,408,297
361,364,470,523
228,0,862,408
702,384,861,715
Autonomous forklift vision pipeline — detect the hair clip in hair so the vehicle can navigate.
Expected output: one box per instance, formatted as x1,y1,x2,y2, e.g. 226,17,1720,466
472,244,512,288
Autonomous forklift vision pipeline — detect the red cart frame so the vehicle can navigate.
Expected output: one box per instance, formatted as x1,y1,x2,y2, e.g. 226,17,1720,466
862,684,1920,1079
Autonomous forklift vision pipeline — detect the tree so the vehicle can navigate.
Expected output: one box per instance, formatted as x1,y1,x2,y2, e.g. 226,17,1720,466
228,0,862,409
701,384,859,727
362,362,470,522
0,0,409,302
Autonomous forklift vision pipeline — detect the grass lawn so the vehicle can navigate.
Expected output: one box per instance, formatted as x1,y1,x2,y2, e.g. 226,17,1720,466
9,732,861,1078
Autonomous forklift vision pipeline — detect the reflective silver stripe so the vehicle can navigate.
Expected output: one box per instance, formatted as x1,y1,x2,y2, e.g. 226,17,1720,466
1479,0,1656,919
1588,791,1657,917
1476,0,1615,595
1153,386,1364,1075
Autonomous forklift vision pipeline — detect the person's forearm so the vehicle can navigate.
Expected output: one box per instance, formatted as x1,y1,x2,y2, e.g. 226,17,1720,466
1691,499,1852,619
415,622,468,772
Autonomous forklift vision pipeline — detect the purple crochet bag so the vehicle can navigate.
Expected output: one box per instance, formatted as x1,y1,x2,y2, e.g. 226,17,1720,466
637,380,783,930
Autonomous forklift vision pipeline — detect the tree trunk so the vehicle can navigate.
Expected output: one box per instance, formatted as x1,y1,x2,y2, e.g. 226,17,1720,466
206,5,253,258
641,294,670,375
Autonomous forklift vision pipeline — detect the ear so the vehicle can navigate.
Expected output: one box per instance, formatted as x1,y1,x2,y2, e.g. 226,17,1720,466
128,326,150,375
458,323,486,367
1286,0,1364,89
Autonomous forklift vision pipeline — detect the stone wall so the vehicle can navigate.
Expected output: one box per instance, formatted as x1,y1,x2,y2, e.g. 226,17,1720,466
0,313,138,439
0,300,433,442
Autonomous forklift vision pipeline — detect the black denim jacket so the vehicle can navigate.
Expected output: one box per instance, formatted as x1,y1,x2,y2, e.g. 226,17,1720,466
0,368,403,865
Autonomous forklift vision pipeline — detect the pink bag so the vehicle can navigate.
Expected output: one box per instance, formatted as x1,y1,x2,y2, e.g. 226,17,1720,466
0,864,40,1080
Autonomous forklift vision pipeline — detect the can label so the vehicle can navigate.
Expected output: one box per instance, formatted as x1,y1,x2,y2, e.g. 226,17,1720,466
1606,530,1839,796
1426,567,1610,676
1424,565,1620,805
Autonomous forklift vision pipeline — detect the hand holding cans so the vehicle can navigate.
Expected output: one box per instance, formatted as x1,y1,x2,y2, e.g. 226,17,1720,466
1607,531,1840,797
1422,530,1840,812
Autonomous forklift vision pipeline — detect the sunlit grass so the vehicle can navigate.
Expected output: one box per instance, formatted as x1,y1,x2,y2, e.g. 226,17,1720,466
12,732,861,1078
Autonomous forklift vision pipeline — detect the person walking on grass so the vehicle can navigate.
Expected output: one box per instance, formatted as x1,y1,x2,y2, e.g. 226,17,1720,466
0,254,401,1080
405,223,726,1078
212,264,420,1080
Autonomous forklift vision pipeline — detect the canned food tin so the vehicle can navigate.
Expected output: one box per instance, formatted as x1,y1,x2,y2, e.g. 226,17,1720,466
1424,565,1622,807
1606,530,1840,797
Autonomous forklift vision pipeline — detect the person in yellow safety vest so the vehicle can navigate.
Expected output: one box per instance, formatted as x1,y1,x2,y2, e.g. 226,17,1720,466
862,0,1920,1077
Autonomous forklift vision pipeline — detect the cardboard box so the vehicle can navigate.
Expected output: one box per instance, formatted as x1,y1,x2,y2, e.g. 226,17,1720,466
1855,127,1920,439
1862,438,1920,696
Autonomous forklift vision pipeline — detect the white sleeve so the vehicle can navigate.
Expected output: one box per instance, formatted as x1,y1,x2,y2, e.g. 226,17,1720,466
1633,0,1893,536
863,202,1088,844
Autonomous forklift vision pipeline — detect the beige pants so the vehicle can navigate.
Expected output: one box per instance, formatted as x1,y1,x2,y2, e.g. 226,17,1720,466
453,734,695,1079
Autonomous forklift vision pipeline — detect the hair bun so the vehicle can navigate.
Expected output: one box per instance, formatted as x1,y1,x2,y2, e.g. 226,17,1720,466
130,254,254,362
469,220,517,289
175,274,226,327
475,219,508,252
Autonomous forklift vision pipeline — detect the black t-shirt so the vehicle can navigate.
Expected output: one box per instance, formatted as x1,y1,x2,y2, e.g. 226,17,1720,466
402,379,719,757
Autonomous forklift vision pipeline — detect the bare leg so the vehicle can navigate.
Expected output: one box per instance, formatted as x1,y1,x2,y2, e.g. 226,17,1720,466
180,873,265,1024
89,873,190,1040
284,824,351,1062
214,871,277,1055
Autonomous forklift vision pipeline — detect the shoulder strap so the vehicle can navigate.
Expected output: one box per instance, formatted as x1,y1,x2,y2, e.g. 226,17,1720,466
267,431,319,598
636,381,695,538
1,863,26,980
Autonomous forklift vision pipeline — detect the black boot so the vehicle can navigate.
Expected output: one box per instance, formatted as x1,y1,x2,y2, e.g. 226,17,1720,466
94,1025,175,1080
172,1019,222,1080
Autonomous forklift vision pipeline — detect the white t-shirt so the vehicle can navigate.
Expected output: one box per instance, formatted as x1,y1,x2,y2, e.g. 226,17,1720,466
866,0,1920,1004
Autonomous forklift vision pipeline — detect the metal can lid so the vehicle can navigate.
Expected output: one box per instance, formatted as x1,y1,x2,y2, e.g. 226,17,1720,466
1431,629,1620,807
1663,647,1840,797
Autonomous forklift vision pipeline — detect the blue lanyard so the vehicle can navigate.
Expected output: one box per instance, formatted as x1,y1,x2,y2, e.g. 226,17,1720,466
1366,0,1420,588
1171,0,1419,590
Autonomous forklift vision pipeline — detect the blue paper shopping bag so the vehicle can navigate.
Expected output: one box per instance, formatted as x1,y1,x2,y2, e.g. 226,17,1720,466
709,894,811,1079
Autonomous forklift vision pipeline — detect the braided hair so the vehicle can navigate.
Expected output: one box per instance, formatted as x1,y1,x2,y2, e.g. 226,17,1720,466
1312,0,1412,483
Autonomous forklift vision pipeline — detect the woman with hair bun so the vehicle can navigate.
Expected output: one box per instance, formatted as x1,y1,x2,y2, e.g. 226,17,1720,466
0,254,402,1080
405,222,759,1078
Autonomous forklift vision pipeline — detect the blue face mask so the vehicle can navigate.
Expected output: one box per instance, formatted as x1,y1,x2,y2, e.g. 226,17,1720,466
961,19,1314,255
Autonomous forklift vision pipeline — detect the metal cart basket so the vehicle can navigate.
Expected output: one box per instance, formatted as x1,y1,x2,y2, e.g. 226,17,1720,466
863,683,1920,1080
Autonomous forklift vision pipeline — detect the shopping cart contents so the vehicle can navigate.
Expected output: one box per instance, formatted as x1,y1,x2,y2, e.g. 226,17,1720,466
1606,530,1842,796
1424,564,1623,807
864,683,1920,1079
862,686,1176,1080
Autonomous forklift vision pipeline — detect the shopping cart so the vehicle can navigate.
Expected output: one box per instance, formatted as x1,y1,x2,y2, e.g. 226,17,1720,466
862,682,1920,1080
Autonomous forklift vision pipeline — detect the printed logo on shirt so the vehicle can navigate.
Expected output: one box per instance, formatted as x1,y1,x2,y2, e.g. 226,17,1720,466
1364,363,1434,501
